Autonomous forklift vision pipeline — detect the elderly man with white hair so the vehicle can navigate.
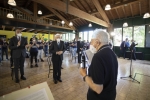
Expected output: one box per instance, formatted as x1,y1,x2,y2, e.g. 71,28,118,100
49,34,66,84
80,29,118,100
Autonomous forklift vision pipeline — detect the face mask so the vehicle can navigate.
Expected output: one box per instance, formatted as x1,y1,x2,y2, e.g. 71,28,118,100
38,40,41,42
57,39,60,42
89,45,97,54
17,33,22,37
33,40,36,42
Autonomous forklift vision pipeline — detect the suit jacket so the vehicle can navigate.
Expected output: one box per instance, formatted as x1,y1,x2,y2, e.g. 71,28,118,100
77,41,84,53
130,42,137,52
49,41,66,61
120,41,129,50
9,36,27,58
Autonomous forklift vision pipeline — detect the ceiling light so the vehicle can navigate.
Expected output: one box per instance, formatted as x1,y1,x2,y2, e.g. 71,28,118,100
38,10,42,15
69,22,73,26
123,22,128,27
88,23,92,27
143,13,150,18
61,21,65,24
7,13,14,18
8,0,16,6
105,4,111,10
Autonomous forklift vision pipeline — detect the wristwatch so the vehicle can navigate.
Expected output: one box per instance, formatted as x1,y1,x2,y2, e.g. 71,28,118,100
83,75,88,82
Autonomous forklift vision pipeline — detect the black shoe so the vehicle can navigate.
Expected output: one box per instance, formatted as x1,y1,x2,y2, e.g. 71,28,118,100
128,59,130,60
58,79,62,82
35,64,38,67
30,65,33,68
61,67,63,69
38,59,39,62
21,76,26,80
41,59,44,62
54,80,57,84
15,79,19,83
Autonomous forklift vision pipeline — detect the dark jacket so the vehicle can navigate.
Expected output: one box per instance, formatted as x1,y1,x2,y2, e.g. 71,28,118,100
9,36,27,58
130,42,138,52
77,41,84,53
49,41,65,61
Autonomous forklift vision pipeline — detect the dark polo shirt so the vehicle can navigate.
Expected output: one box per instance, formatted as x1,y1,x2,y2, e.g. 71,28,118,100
87,45,118,100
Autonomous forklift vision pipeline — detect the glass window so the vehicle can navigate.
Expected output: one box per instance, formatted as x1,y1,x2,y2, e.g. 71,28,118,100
123,27,133,42
79,32,83,40
83,31,88,41
89,31,93,42
134,26,145,47
66,33,69,41
62,34,66,41
70,33,75,41
114,28,122,46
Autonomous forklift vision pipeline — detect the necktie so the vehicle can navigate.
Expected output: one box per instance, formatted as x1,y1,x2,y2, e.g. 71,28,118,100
57,42,60,46
18,36,21,41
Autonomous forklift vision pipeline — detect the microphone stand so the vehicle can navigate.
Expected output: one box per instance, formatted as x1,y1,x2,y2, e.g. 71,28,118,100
120,50,140,84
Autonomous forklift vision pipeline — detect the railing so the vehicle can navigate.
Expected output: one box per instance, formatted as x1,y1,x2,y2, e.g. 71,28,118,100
0,7,68,28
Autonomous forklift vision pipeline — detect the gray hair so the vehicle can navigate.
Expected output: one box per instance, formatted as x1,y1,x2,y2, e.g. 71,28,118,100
92,29,110,44
55,34,61,37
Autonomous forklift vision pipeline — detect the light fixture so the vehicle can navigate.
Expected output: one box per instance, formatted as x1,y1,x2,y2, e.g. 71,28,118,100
69,22,73,26
38,10,42,15
73,30,75,33
123,22,128,27
7,13,14,18
105,4,111,10
143,13,150,18
110,32,115,36
8,0,16,6
88,23,92,27
61,21,65,24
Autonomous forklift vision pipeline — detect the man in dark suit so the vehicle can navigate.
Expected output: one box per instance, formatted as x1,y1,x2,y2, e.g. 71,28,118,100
49,34,65,84
129,40,138,60
77,37,84,64
120,38,130,58
9,29,28,83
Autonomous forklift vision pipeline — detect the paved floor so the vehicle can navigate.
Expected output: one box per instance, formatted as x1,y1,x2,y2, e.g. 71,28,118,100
0,53,150,100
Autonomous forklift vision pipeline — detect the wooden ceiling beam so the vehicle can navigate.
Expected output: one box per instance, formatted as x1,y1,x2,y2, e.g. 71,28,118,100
76,0,87,12
115,9,120,19
32,0,109,27
25,0,32,8
92,0,110,23
111,0,140,10
139,2,142,16
48,8,76,30
84,0,93,12
109,11,114,19
122,6,126,18
37,14,55,19
130,4,133,17
2,25,5,30
149,0,150,12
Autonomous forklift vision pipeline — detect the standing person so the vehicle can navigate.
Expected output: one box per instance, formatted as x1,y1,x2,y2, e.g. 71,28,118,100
2,39,9,60
129,40,138,60
29,38,39,68
120,38,130,58
49,34,65,84
44,41,48,57
80,29,118,100
9,29,28,83
37,38,44,62
77,37,84,64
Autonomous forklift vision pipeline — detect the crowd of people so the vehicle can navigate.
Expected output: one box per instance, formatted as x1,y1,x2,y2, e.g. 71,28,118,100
1,29,136,100
119,38,138,60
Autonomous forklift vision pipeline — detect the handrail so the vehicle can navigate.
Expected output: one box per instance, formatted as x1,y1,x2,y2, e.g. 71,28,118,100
0,7,68,28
